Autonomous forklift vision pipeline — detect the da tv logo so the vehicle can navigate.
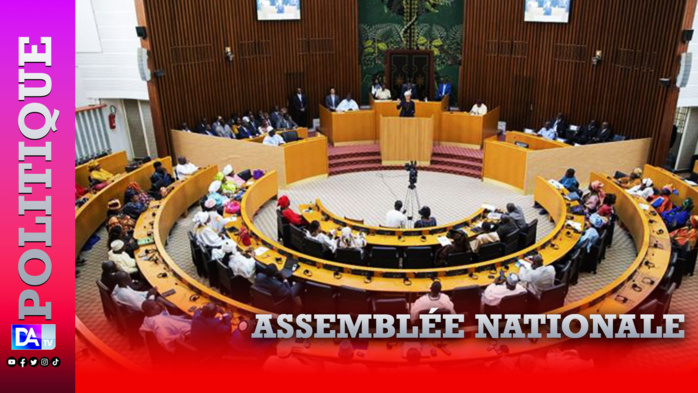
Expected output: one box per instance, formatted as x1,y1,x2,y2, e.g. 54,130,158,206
11,325,56,350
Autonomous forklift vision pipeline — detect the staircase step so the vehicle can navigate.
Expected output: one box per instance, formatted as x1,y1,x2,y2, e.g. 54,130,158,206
329,163,482,179
329,156,382,168
328,145,381,160
432,146,483,162
430,156,483,171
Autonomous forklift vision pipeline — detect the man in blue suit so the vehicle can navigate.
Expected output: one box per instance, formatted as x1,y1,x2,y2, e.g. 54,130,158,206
255,264,303,305
434,77,452,102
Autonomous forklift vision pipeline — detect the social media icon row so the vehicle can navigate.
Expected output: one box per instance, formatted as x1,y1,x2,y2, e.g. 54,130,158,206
7,357,59,367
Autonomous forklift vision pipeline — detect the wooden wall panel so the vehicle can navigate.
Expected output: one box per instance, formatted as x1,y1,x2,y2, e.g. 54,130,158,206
460,0,696,165
139,0,361,157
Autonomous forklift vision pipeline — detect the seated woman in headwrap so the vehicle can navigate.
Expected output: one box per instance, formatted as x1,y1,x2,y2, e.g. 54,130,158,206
616,167,643,189
627,178,655,201
649,185,676,214
202,198,234,234
88,161,115,185
277,195,308,227
76,182,88,200
125,181,152,206
575,213,608,253
662,198,695,232
582,181,606,214
670,215,698,249
336,227,367,256
121,190,148,220
207,180,230,209
215,165,238,195
192,211,224,248
597,193,616,218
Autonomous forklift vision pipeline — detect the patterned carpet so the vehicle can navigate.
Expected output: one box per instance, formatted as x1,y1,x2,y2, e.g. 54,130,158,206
75,169,695,368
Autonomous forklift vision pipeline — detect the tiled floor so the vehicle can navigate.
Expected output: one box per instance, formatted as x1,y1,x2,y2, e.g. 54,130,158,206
76,170,695,368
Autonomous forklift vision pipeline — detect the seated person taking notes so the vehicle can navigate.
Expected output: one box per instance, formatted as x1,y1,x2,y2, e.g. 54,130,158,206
469,100,488,116
263,130,286,146
336,93,359,112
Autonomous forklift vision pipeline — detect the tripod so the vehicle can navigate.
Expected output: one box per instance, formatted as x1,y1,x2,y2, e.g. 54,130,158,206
403,184,421,226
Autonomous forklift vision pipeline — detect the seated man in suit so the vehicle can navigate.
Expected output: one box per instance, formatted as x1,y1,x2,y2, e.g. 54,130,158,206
277,111,298,130
255,264,303,307
573,120,599,145
150,161,174,199
496,215,519,242
506,203,527,230
469,100,488,116
325,87,340,111
237,117,256,139
591,122,613,143
190,303,232,354
336,93,359,112
434,77,452,102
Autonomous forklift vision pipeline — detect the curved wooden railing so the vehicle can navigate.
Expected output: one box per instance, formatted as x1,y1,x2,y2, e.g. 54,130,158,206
236,172,584,292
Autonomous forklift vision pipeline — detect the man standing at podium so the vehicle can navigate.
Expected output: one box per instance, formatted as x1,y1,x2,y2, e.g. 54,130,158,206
397,91,416,117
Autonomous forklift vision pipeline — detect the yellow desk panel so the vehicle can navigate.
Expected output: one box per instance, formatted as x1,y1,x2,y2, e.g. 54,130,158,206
319,105,376,146
482,138,528,191
379,116,434,165
283,135,329,185
505,131,570,151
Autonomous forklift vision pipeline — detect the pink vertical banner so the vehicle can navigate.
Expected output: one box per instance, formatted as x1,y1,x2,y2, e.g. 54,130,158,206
0,0,75,391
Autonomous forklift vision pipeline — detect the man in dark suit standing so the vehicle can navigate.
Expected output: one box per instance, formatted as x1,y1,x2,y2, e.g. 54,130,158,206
400,79,419,101
434,77,452,102
291,87,309,127
325,87,340,111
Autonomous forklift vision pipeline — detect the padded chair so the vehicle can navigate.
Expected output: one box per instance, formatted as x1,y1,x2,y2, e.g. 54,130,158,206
568,248,583,285
303,281,336,314
450,285,481,324
188,231,206,278
277,210,291,248
634,299,660,329
528,281,568,313
368,246,400,269
96,280,117,321
581,243,603,274
598,230,609,261
484,291,528,315
144,330,172,369
519,219,538,249
237,169,252,181
336,286,372,315
555,259,573,286
604,217,616,249
289,224,305,251
445,251,473,267
250,285,292,314
403,247,433,269
335,248,364,266
229,275,252,304
201,246,220,288
504,230,520,255
302,236,326,259
282,131,299,143
477,242,504,262
113,302,144,348
216,261,234,296
657,283,678,316
372,297,409,316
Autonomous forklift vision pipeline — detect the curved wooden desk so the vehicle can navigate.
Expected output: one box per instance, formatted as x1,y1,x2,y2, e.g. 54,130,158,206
127,169,668,364
300,199,487,247
75,150,129,189
75,157,172,256
235,172,584,293
134,165,266,322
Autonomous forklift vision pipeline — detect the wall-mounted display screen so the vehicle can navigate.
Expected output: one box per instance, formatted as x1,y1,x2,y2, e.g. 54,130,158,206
525,0,571,23
257,0,301,21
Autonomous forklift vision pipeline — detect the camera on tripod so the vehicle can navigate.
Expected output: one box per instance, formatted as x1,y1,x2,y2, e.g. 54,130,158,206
405,161,418,189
